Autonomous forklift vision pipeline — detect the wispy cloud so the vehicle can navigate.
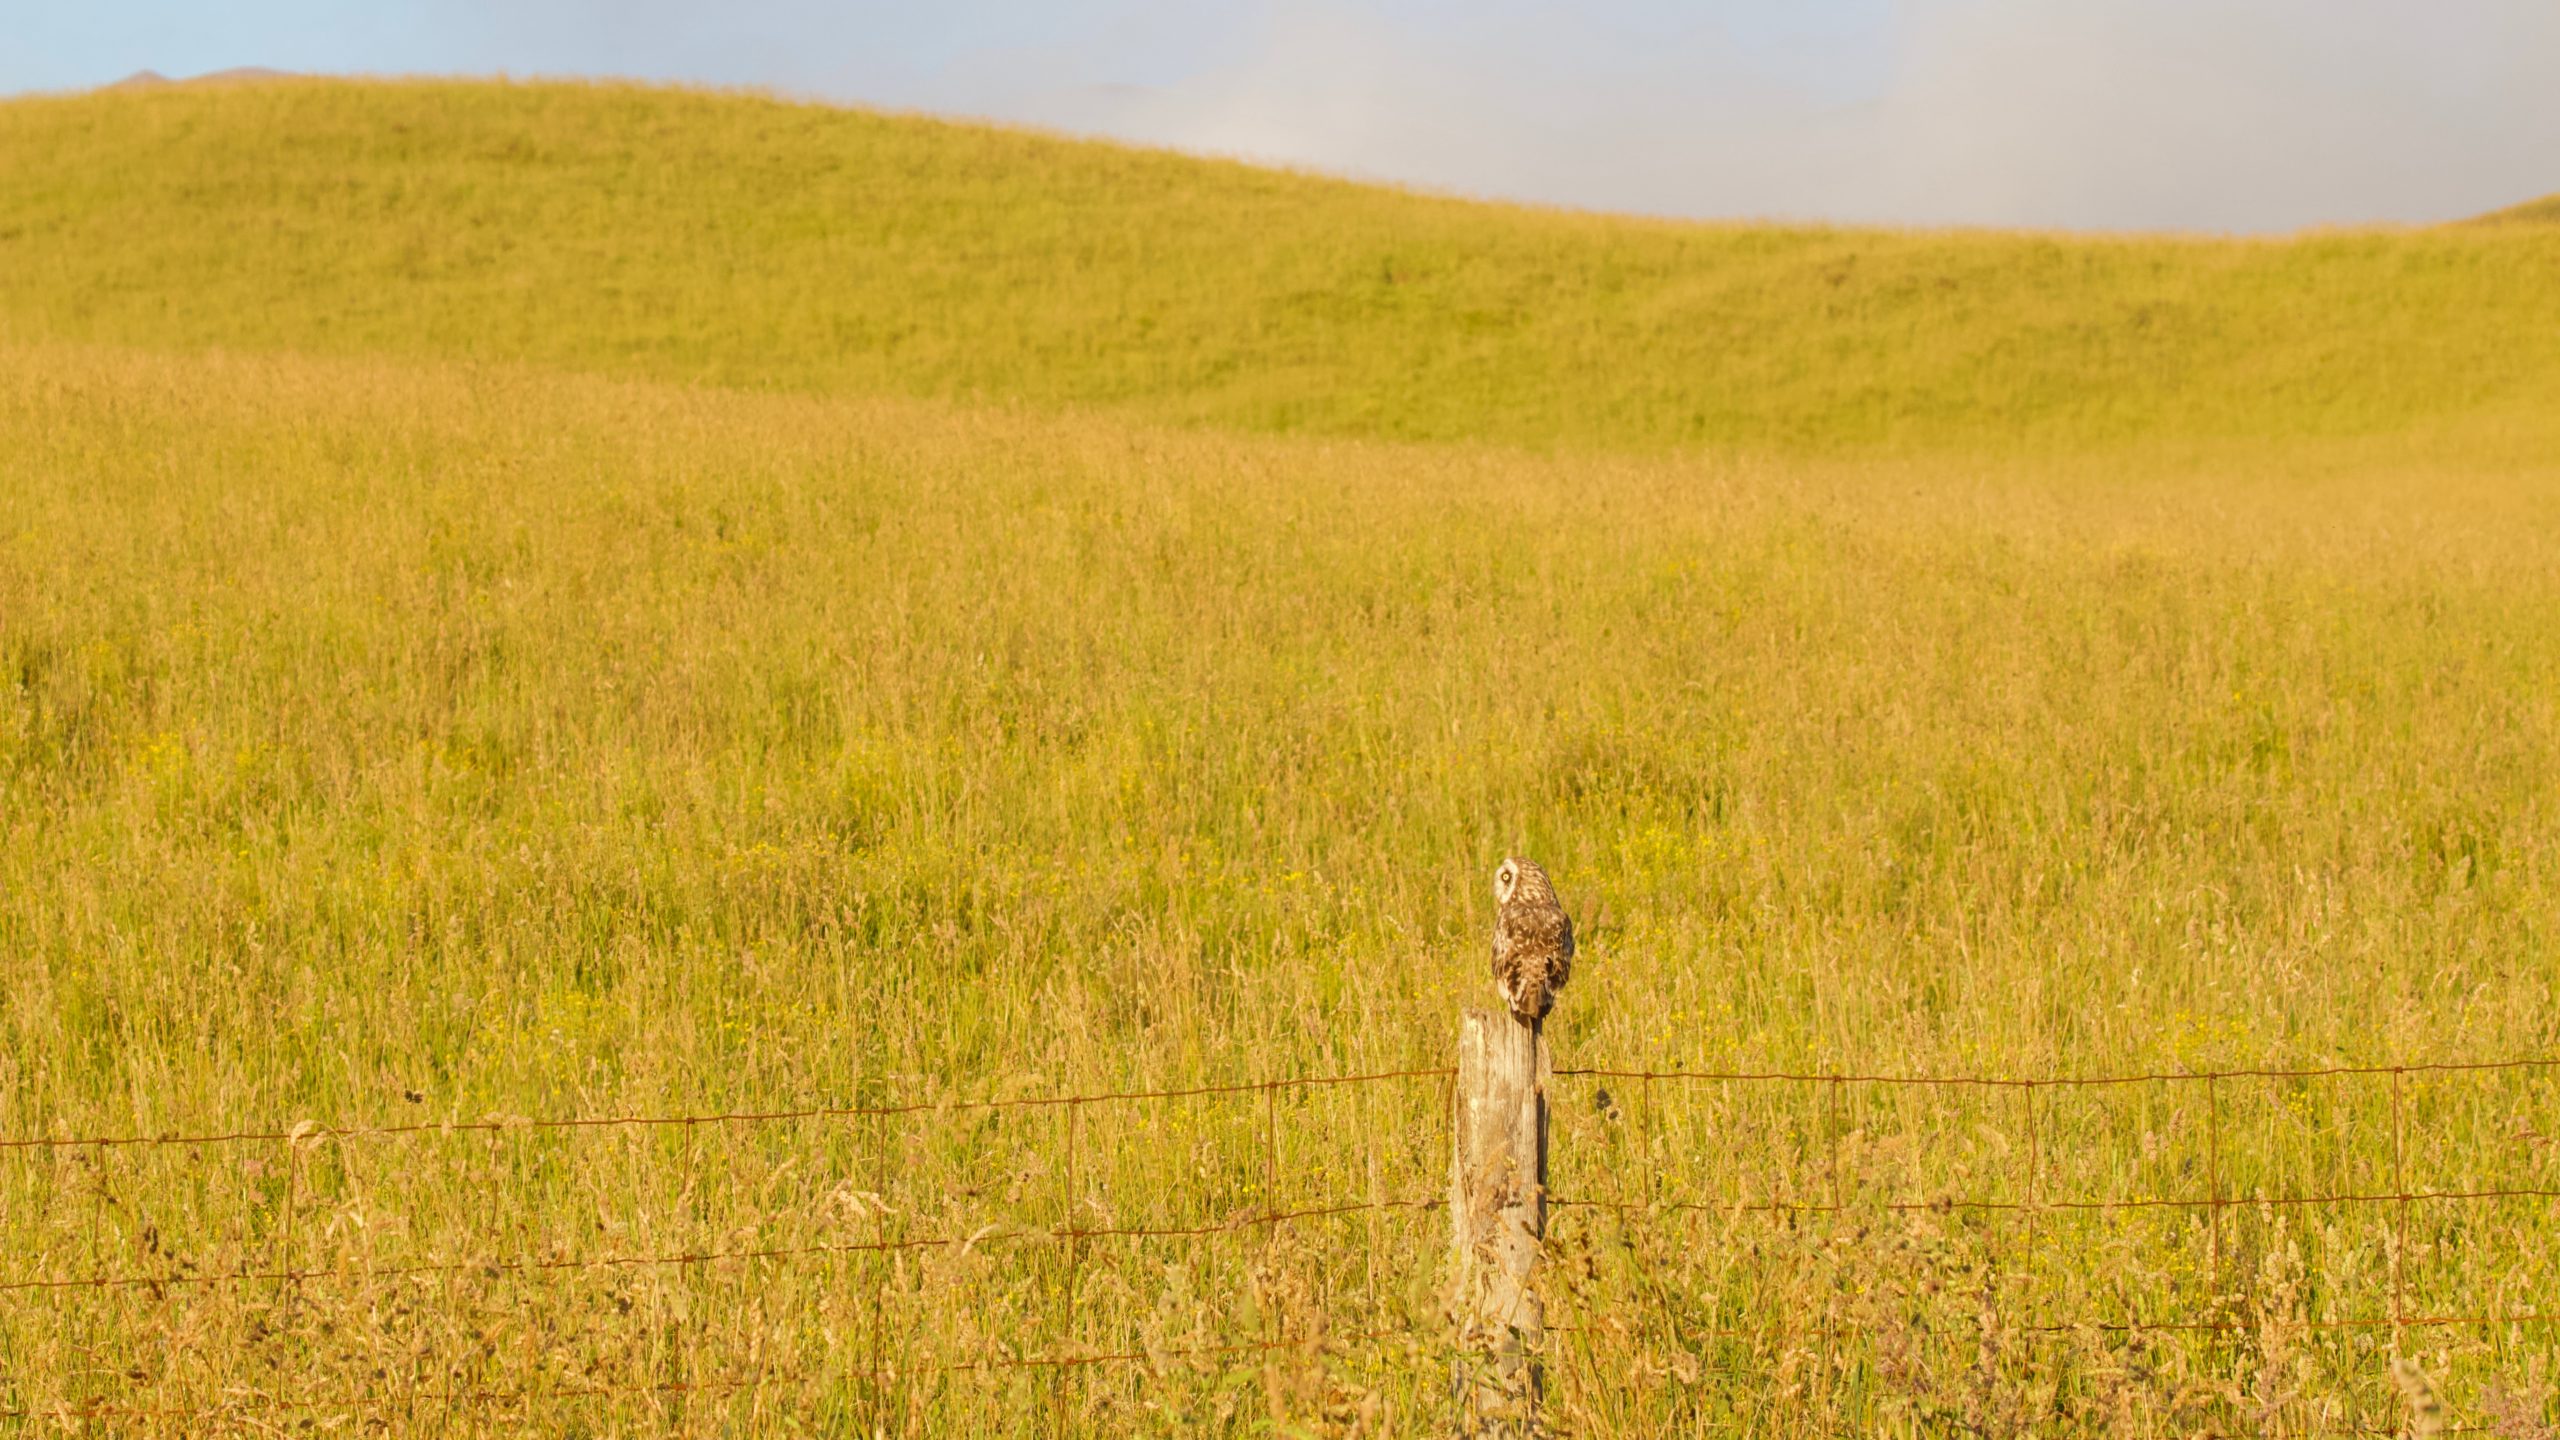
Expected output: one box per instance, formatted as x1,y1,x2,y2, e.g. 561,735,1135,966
11,0,2554,231
980,0,2560,231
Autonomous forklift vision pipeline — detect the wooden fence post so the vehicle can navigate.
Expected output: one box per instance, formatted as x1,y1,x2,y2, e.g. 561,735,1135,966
1450,1007,1550,1436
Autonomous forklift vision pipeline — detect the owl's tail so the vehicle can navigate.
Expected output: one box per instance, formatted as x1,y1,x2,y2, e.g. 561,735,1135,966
1504,973,1551,1026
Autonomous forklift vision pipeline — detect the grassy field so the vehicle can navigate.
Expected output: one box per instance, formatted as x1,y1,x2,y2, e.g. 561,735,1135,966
5,79,2560,1436
7,79,2560,456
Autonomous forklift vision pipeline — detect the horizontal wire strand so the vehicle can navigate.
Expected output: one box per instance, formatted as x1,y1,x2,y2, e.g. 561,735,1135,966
1556,1055,2560,1089
0,1196,1445,1296
0,1065,1458,1152
12,1053,2550,1153
1548,1182,2560,1217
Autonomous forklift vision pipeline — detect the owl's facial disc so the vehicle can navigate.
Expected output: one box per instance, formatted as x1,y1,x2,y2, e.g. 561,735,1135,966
1495,860,1516,902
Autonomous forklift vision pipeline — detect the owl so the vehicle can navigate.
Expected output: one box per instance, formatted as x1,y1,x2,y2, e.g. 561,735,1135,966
1491,857,1574,1026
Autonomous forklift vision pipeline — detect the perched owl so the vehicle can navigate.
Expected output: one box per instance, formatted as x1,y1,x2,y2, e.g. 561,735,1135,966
1491,857,1574,1026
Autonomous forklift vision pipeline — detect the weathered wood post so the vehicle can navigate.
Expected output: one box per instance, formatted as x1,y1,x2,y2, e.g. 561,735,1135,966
1450,1007,1550,1436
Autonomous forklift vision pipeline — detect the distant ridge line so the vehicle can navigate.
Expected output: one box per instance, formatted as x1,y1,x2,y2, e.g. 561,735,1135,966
105,66,296,92
2469,193,2560,226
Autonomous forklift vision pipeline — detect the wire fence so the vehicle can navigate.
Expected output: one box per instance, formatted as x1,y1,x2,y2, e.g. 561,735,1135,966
0,1065,1457,1152
7,1053,2560,1433
0,1196,1446,1298
1549,1057,2560,1333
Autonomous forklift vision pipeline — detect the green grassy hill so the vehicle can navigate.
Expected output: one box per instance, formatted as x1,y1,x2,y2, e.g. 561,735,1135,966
2472,193,2560,225
2,78,2556,454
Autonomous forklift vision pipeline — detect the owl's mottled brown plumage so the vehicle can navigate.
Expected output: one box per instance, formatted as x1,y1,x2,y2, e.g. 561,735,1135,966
1491,857,1573,1025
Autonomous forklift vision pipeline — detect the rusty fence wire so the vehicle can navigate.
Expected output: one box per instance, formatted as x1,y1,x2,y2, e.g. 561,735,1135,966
1549,1056,2560,1336
7,1055,2560,1432
0,1064,1456,1430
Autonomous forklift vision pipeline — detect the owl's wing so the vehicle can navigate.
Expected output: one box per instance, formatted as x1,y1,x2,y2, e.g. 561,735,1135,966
1559,910,1576,962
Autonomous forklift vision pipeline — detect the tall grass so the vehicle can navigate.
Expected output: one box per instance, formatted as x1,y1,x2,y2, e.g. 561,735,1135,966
6,340,2557,1431
4,79,2559,1434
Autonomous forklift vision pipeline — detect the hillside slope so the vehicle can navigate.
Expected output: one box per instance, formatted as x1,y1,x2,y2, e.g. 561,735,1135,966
2474,194,2560,226
3,79,2557,454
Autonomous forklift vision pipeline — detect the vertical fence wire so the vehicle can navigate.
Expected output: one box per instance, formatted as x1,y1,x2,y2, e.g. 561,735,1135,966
277,1132,299,1321
1825,1077,1845,1214
2206,1072,2224,1315
2021,1079,2042,1332
867,1107,889,1429
1264,1082,1279,1224
2390,1066,2410,1346
1056,1096,1084,1434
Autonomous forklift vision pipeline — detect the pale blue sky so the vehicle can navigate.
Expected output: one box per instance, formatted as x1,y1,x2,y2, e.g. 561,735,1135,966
6,1,2554,232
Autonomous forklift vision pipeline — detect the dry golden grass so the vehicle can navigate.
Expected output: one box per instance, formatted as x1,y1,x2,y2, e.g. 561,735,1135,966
5,78,2560,1437
6,339,2558,1434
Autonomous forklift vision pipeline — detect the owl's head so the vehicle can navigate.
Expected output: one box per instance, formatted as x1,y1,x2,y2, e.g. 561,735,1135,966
1497,856,1556,907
